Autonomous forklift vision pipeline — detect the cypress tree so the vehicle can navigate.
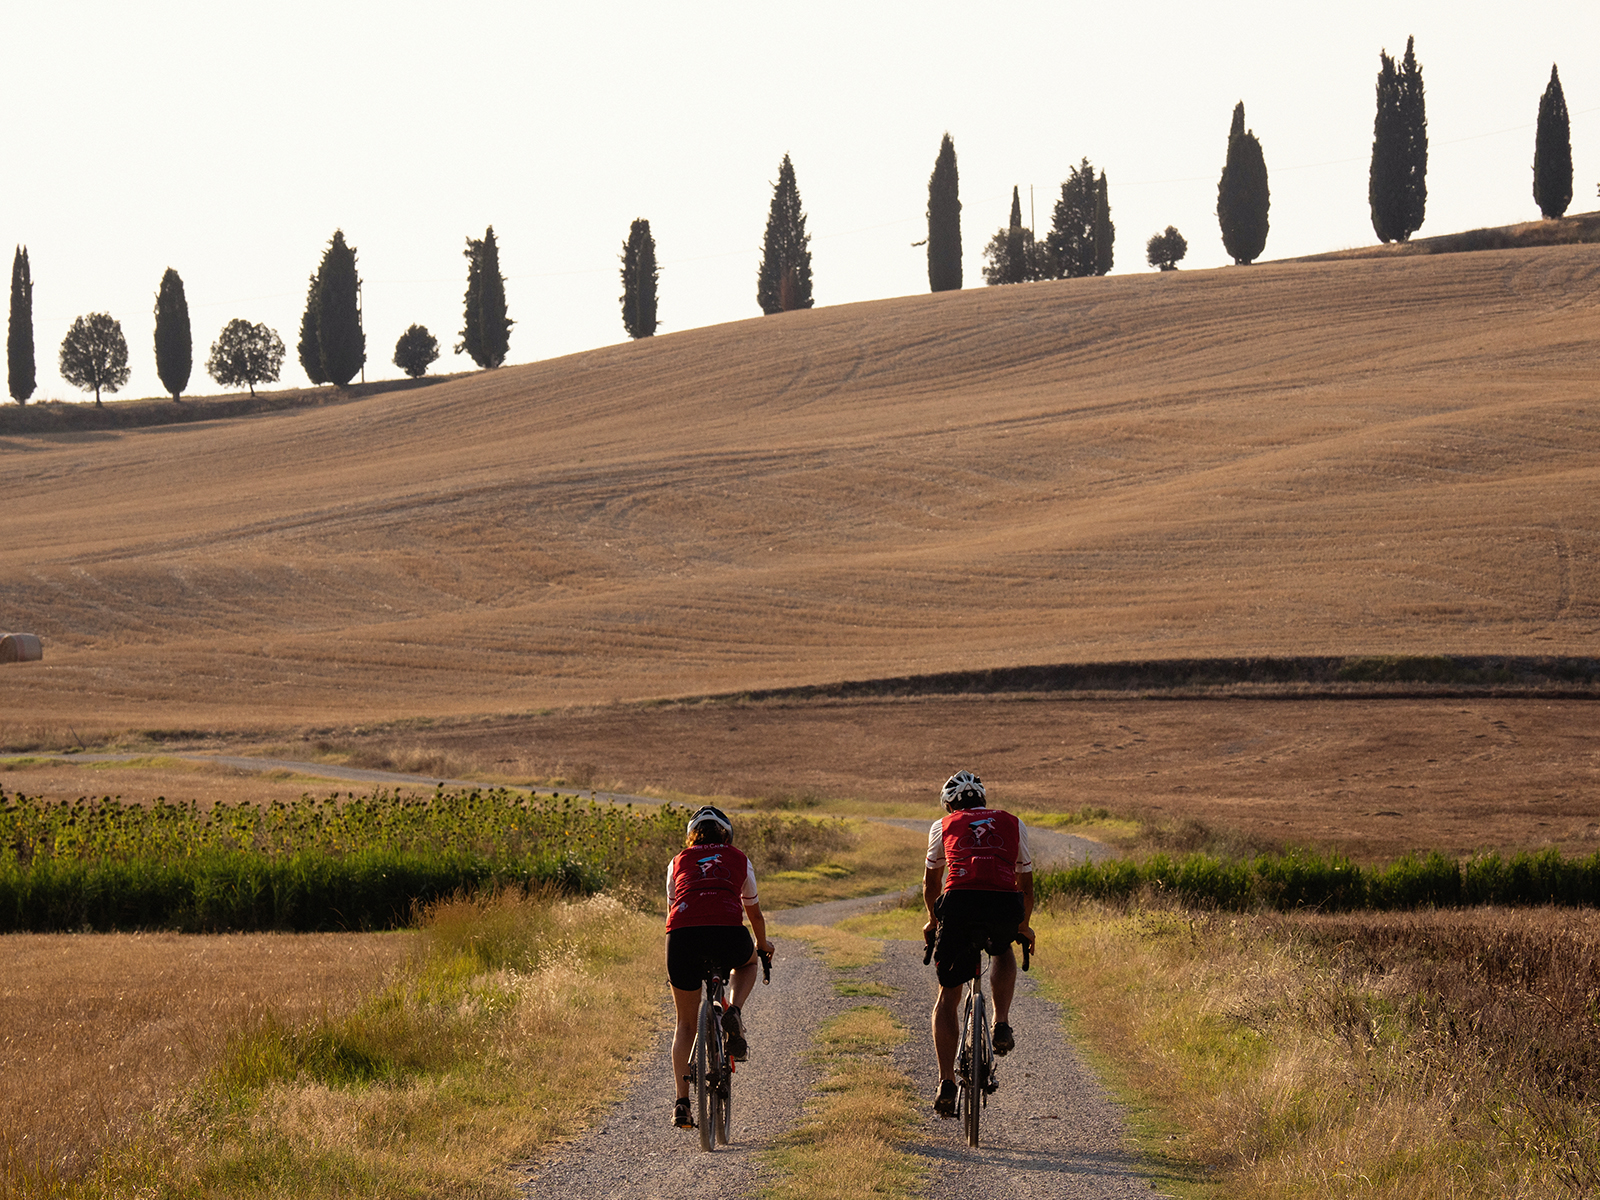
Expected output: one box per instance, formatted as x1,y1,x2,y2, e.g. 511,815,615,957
152,268,191,401
296,273,326,385
1369,49,1405,243
7,246,34,405
1093,171,1114,276
1048,159,1103,279
757,154,813,314
1004,187,1025,285
1534,63,1573,219
1217,101,1271,265
457,226,512,368
315,230,364,387
1398,36,1428,241
620,218,659,339
927,132,962,292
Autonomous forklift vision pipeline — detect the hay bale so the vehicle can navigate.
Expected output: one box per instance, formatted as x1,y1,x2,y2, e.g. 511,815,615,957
0,633,42,663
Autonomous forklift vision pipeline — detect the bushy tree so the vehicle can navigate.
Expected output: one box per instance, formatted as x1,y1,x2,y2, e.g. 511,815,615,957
1217,101,1270,264
315,230,364,386
927,132,962,292
458,226,512,368
8,246,34,404
1534,63,1572,219
1370,36,1427,243
757,153,813,314
296,273,325,385
59,313,130,405
1146,226,1188,271
982,187,1055,285
206,319,284,397
393,324,440,378
620,218,659,338
1047,159,1111,279
152,267,191,401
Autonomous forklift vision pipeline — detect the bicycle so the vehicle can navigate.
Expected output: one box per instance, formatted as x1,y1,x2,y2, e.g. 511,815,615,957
925,928,1030,1148
688,947,771,1151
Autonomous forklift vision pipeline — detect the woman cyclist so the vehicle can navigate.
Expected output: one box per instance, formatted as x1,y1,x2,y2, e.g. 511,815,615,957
665,804,775,1130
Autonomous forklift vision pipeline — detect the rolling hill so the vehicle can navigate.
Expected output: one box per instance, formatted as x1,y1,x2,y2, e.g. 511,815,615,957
4,245,1600,731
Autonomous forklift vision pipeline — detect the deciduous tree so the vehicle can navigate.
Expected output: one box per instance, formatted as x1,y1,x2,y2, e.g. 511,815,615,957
315,230,364,386
1534,63,1572,219
206,319,284,397
757,154,813,314
927,132,962,292
8,246,34,404
59,313,129,405
620,218,659,338
1217,101,1270,265
152,267,191,401
393,323,440,378
1146,226,1188,271
458,226,512,368
1047,159,1111,279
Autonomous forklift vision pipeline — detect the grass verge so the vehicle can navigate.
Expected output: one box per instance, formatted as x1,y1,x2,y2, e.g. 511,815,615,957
761,1005,920,1200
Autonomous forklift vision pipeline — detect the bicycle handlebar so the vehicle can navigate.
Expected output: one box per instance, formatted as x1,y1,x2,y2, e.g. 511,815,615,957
921,925,1031,971
758,948,772,984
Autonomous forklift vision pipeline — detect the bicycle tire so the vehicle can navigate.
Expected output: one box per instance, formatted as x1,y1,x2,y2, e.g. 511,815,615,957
709,1006,729,1147
718,1041,734,1145
696,995,715,1151
965,989,986,1147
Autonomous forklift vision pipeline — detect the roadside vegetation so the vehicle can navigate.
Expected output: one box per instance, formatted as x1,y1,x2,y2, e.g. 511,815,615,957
1035,900,1600,1198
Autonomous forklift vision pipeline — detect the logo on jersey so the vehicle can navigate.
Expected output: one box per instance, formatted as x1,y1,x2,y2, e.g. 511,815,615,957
696,853,724,876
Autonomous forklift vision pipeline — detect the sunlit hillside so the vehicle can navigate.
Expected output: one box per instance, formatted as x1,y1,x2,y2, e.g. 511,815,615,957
4,246,1600,729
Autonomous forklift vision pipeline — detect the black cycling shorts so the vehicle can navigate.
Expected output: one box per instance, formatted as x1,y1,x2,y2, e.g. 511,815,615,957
932,889,1025,988
665,924,756,992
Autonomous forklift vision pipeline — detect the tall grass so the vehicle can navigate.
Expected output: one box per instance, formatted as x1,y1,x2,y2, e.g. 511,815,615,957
1036,846,1600,913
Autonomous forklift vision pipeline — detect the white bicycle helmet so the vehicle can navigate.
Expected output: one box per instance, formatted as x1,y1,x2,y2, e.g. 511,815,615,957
940,770,985,811
686,804,733,839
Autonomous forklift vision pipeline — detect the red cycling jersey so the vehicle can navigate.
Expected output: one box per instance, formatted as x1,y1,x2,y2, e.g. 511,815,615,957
665,844,757,931
927,808,1030,892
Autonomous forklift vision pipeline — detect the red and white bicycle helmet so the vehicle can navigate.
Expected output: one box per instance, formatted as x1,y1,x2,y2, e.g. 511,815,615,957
940,770,985,811
686,804,733,839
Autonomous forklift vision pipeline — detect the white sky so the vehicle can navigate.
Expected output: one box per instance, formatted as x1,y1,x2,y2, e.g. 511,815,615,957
3,1,1598,400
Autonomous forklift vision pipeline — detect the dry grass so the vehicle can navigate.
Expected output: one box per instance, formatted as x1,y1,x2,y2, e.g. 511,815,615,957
0,930,411,1192
756,820,926,910
6,247,1600,732
1032,902,1600,1198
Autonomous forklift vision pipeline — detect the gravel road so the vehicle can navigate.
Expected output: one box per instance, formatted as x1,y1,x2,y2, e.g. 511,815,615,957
521,887,1164,1199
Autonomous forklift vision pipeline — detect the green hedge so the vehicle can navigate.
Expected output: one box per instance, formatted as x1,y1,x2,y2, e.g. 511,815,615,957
1035,847,1600,912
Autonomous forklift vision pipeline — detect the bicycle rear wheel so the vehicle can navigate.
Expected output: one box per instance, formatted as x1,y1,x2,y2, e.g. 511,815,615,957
718,1045,734,1145
964,990,986,1147
696,996,715,1151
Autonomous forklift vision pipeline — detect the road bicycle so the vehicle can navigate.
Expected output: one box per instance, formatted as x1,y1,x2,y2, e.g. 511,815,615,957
925,928,1030,1148
688,948,771,1151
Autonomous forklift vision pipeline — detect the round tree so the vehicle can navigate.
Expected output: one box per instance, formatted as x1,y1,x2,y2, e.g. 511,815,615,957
1146,226,1188,271
393,324,440,378
59,312,130,406
206,319,285,397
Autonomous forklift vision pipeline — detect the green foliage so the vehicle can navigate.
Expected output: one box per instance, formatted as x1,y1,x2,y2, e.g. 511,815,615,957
296,273,325,385
620,217,659,338
206,319,284,397
1534,63,1572,220
0,787,691,932
982,187,1053,285
315,230,365,386
1035,846,1600,912
1046,158,1112,279
1370,35,1427,243
8,245,34,404
457,225,512,368
1217,101,1269,264
392,323,440,378
58,311,130,405
926,132,962,293
152,267,192,401
1145,225,1188,270
757,153,813,314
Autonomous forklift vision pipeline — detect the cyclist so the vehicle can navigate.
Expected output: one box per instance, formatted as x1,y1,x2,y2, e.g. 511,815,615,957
665,804,775,1130
923,769,1036,1117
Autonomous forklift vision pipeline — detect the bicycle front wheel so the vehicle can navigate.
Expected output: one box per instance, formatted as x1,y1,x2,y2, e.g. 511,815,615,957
964,990,986,1148
696,998,715,1151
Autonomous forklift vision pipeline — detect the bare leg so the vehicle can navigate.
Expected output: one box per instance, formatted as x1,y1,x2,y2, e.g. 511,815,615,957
670,985,701,1101
931,984,963,1081
991,945,1018,1023
728,951,759,1010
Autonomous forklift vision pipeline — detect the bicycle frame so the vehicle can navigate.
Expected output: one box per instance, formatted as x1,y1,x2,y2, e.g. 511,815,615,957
689,973,733,1151
926,928,1030,1149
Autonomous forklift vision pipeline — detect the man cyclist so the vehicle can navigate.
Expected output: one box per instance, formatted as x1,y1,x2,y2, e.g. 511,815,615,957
923,769,1036,1117
665,804,775,1131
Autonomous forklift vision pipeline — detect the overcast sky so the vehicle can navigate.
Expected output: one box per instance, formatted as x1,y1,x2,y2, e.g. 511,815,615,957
3,1,1598,401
